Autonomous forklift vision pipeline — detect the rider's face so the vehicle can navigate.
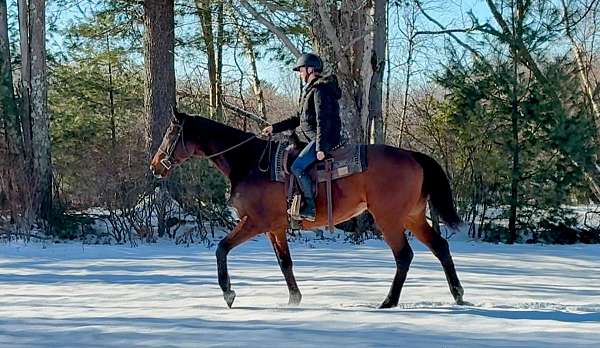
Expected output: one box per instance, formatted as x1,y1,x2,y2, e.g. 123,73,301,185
298,67,310,83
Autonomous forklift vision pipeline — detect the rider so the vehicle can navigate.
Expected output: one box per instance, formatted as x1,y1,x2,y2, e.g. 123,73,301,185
262,53,342,221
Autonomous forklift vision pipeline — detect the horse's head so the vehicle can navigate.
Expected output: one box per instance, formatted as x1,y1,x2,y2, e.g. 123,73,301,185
150,107,194,178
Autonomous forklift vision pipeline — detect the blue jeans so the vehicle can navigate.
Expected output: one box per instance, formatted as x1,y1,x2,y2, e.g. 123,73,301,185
291,141,317,178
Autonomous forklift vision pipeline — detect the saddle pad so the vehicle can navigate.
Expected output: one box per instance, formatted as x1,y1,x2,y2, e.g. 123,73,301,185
270,142,368,183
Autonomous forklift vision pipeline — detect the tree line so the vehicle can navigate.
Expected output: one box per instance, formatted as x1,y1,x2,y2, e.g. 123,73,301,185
1,0,599,244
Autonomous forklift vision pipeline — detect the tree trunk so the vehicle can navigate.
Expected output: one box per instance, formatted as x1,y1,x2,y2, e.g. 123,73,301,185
241,32,267,118
30,0,51,220
313,0,367,143
507,17,520,245
1,0,28,225
197,0,219,120
398,35,414,148
231,36,248,128
359,1,375,143
215,0,224,121
17,0,32,164
143,0,176,157
18,0,52,223
313,0,386,144
144,0,176,239
106,34,116,152
366,0,386,144
383,0,391,142
508,89,519,244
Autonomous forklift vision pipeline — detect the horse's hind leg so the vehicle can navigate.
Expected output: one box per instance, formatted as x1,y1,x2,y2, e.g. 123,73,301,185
371,214,414,309
380,231,414,309
267,229,302,305
407,212,464,305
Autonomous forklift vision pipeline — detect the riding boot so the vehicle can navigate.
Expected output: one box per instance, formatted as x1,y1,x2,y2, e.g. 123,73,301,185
297,174,316,221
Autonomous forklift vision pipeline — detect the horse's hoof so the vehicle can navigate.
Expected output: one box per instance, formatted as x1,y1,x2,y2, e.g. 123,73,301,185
223,290,236,308
288,291,302,306
378,298,398,309
455,297,474,306
453,286,465,305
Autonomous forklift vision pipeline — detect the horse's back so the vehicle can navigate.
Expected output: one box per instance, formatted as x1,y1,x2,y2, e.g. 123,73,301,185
364,144,423,174
362,144,426,214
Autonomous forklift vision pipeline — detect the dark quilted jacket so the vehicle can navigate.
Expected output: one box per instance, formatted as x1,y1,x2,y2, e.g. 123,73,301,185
271,74,342,153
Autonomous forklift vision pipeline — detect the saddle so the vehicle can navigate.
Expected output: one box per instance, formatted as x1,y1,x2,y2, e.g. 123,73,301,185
270,142,368,230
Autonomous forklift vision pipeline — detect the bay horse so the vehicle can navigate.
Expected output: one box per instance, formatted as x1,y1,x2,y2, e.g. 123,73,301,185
150,108,465,309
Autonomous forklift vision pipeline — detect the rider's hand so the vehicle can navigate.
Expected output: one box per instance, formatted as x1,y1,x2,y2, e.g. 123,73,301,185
316,151,325,161
262,126,273,136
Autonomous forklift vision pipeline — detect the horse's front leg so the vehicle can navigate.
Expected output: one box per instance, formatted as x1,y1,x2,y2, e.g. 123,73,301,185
267,229,302,305
216,216,261,308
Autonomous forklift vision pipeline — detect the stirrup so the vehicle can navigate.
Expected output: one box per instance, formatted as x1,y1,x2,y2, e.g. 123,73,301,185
288,194,303,220
287,207,300,220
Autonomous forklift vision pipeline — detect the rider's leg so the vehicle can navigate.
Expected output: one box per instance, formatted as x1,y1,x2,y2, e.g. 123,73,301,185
291,141,317,221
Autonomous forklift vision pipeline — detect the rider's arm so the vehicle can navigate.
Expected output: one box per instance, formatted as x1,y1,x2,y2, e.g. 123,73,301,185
271,115,300,133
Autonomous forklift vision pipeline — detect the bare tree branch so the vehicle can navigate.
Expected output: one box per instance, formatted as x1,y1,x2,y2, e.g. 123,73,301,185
568,0,599,28
239,0,301,57
221,99,271,126
484,0,513,35
415,1,493,69
256,0,302,16
415,26,487,36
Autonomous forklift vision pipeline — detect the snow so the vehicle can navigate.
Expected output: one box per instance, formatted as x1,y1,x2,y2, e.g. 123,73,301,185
0,237,599,347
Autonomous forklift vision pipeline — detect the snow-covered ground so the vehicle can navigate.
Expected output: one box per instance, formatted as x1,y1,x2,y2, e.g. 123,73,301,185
0,237,598,348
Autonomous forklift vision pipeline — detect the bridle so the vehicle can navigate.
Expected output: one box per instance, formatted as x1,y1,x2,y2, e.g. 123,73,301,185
158,118,188,170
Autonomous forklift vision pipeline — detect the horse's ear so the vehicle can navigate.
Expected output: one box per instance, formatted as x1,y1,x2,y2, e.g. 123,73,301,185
171,105,184,123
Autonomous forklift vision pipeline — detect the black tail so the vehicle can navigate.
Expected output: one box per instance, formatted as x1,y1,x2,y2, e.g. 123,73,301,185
411,151,461,229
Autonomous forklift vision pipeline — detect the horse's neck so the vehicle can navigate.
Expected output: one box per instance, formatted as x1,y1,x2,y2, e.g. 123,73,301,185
191,118,262,180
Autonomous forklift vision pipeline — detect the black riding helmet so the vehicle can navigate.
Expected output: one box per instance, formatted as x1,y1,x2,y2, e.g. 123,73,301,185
293,53,323,72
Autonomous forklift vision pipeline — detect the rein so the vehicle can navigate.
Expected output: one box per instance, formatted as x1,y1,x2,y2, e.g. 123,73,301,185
258,136,273,173
205,135,273,173
160,120,273,172
204,135,258,160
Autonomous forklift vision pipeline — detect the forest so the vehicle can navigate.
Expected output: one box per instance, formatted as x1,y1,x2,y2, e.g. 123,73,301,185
1,0,600,245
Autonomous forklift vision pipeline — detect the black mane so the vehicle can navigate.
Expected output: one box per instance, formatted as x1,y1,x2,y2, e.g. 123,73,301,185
183,113,276,183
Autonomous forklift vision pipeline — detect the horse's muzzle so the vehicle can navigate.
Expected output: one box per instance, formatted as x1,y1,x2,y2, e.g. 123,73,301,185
150,166,164,179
